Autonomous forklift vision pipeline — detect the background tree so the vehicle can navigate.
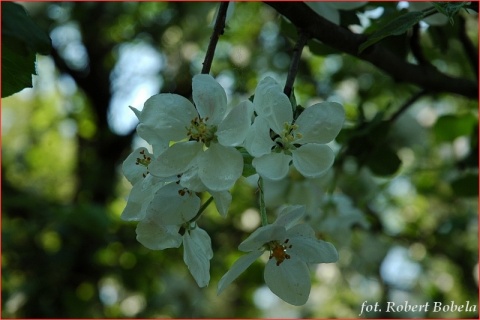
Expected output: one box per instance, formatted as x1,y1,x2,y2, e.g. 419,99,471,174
1,1,478,318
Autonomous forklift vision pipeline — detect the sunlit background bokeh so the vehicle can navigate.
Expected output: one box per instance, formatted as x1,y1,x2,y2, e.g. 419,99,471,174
1,1,478,318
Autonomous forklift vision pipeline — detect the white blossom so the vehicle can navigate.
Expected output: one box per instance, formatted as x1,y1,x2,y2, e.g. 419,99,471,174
136,74,253,192
245,77,345,181
217,205,338,306
136,220,213,288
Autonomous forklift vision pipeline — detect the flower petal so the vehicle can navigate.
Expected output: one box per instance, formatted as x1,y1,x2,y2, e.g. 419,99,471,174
147,183,201,225
192,74,227,125
292,144,334,178
136,124,169,156
180,161,207,192
183,227,213,287
294,102,345,144
136,219,182,250
286,223,316,238
273,205,306,229
217,100,254,146
253,152,292,180
244,116,275,157
217,250,263,295
238,224,287,252
140,93,197,142
264,256,311,306
149,141,203,177
197,143,243,191
253,77,293,134
121,174,164,221
122,147,152,185
210,190,232,217
289,234,339,264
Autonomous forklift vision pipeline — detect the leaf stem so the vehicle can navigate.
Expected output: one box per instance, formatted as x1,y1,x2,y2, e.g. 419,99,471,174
201,2,229,74
284,30,309,98
258,176,268,226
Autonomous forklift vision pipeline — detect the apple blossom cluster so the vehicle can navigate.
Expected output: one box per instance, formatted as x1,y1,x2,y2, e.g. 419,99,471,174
121,73,345,304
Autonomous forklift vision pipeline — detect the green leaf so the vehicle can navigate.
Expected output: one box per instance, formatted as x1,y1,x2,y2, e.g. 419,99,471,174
2,2,52,54
433,114,478,142
1,2,52,98
359,11,425,53
2,36,37,98
451,173,479,197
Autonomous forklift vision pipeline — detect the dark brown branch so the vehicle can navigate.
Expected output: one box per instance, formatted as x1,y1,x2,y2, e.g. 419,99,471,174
284,30,309,98
266,2,478,99
201,2,229,74
410,24,430,66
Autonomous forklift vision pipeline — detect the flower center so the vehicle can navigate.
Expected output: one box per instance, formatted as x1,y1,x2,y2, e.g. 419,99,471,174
135,150,151,178
186,116,217,146
268,239,292,266
274,122,303,152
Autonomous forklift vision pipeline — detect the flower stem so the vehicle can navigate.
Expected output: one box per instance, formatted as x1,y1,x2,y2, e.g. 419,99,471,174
201,2,229,74
191,196,214,223
258,177,268,226
284,30,309,98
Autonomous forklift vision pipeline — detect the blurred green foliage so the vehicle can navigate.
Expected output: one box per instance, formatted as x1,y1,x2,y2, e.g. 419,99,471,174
1,2,478,318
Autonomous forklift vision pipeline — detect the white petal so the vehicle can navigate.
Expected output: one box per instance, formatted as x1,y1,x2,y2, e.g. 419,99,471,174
197,143,243,191
147,183,200,225
294,102,345,144
289,235,339,264
210,190,232,217
149,141,203,177
140,93,197,142
292,144,334,178
238,224,287,252
217,250,263,295
253,77,293,134
244,117,275,157
192,74,227,125
121,175,164,221
183,228,213,287
122,147,152,185
217,100,254,146
180,161,207,192
273,205,306,229
190,227,214,259
253,152,292,180
129,106,141,119
136,219,182,250
264,256,311,306
286,223,315,238
136,124,169,156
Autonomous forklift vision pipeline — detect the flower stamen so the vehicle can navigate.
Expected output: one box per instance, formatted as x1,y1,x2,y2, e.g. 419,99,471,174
269,239,292,266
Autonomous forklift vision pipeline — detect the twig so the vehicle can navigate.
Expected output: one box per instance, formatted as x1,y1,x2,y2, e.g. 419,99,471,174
388,89,427,124
201,2,229,74
284,30,309,98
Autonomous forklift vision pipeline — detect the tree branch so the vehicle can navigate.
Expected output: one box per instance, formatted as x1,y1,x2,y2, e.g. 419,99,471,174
201,2,229,74
266,2,478,99
284,30,309,98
